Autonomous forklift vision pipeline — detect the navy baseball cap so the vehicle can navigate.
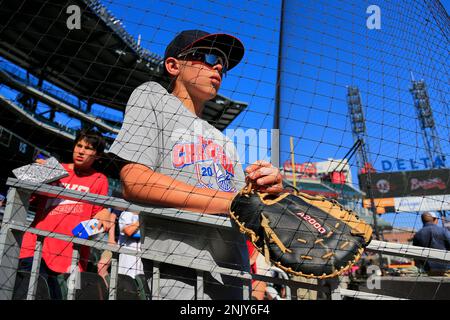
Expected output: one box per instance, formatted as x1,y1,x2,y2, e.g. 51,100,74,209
164,30,245,71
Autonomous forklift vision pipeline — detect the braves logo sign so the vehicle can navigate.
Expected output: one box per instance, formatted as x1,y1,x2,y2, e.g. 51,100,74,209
410,178,446,191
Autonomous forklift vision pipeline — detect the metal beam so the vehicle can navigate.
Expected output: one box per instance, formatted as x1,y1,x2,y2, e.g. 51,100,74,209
366,240,450,263
337,288,407,300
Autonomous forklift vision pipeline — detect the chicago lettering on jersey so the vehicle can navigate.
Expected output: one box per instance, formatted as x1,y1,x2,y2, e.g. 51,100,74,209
172,135,235,176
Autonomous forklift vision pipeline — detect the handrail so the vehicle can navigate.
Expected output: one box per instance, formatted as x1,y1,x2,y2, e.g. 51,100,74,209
337,288,407,300
366,240,450,264
6,224,248,280
5,178,233,229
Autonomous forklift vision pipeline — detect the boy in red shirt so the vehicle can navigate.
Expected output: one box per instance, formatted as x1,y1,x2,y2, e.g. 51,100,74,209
18,129,114,299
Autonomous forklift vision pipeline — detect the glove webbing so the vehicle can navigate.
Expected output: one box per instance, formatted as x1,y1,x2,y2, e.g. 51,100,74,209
261,214,292,264
236,183,293,263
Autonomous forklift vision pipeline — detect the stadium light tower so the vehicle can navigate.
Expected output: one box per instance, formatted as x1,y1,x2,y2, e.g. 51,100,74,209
347,86,373,174
410,73,447,227
347,86,382,244
409,72,446,168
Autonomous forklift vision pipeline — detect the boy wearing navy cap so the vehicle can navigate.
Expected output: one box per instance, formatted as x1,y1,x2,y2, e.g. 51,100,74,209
109,30,282,299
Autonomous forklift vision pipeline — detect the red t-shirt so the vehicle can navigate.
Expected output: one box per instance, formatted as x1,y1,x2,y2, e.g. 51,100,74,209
20,164,109,273
247,240,258,275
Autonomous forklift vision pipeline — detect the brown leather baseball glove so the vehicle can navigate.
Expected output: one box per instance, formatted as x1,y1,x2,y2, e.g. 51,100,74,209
229,184,373,279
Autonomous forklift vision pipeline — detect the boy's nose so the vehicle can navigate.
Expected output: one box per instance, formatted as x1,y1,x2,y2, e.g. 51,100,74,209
213,64,224,77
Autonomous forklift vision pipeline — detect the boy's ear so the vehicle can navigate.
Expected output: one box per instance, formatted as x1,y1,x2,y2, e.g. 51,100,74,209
165,57,181,77
91,151,100,162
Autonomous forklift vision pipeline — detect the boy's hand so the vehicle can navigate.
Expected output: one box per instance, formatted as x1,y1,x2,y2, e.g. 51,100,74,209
245,160,283,194
93,209,115,231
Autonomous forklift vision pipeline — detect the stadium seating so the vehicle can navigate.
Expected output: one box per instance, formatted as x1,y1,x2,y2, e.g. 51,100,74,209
60,272,108,300
13,270,51,300
60,272,145,300
116,274,141,300
134,274,151,300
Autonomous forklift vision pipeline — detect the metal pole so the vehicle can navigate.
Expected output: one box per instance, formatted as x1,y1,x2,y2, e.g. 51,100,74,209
271,129,280,169
290,137,297,189
360,140,381,240
273,0,285,138
359,140,384,269
271,0,284,170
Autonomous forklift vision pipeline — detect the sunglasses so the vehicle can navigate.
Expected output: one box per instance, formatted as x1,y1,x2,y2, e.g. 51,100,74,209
177,47,229,75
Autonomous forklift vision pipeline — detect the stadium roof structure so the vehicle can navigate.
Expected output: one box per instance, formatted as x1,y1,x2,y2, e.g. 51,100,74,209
0,0,247,131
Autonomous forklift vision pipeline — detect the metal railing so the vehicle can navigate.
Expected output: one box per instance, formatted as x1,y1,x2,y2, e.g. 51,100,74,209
0,177,449,300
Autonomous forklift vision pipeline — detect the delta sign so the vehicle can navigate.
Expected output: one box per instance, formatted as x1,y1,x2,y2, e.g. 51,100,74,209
379,156,445,172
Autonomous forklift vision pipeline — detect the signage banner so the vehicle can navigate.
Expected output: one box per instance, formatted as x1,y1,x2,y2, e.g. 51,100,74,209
363,195,450,213
394,195,450,212
363,198,395,214
359,169,450,198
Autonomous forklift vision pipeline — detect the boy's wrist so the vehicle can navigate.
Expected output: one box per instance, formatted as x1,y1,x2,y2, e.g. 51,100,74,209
206,191,235,215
